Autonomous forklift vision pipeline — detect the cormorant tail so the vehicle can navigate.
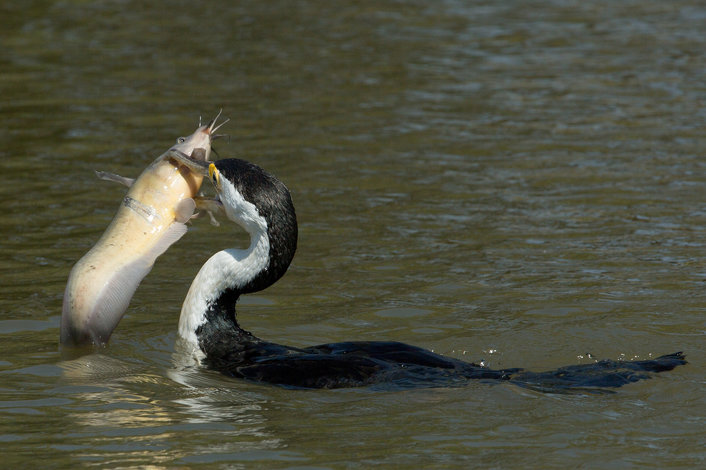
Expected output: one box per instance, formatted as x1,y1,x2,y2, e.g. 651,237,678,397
508,352,686,394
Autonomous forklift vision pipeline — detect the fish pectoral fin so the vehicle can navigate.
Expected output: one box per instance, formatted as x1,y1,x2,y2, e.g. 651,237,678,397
95,170,135,188
175,198,196,224
194,196,224,226
194,197,223,213
188,210,220,227
206,210,220,227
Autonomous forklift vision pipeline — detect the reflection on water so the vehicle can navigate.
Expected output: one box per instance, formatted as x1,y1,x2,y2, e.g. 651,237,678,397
57,352,285,466
1,0,704,467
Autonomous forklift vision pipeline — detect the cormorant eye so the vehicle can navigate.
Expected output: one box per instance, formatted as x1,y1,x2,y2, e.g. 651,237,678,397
176,137,186,144
208,163,220,189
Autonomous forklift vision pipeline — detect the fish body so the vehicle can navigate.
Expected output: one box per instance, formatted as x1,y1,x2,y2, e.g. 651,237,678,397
61,115,224,345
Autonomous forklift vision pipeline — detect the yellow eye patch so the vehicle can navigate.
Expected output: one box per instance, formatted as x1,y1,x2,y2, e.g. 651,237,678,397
208,163,220,189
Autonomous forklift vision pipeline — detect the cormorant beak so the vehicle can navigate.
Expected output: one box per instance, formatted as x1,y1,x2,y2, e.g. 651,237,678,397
168,150,211,176
208,163,220,189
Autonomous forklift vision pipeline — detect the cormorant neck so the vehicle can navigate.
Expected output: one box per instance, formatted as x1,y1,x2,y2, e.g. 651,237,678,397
177,158,298,351
178,225,269,347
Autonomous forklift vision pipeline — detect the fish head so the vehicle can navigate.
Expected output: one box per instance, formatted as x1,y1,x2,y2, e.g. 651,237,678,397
170,110,229,162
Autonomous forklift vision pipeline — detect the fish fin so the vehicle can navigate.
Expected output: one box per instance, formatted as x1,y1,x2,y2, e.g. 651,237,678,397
193,196,223,226
175,198,196,223
145,221,189,263
95,170,135,188
92,257,150,342
194,196,224,213
207,210,220,227
92,222,190,343
78,223,187,343
187,210,218,226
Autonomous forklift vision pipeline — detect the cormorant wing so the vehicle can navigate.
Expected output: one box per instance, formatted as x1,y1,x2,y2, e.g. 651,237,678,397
235,354,385,389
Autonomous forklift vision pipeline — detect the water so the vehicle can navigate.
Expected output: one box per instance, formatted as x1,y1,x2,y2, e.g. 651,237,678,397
1,0,704,467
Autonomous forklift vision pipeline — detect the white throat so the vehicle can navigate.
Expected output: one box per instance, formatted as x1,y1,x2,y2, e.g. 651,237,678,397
178,185,270,348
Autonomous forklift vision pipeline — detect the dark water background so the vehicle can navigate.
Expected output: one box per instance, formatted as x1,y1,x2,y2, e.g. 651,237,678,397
1,1,704,468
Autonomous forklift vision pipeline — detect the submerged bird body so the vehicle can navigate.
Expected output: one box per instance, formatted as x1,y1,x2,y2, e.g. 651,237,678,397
173,157,686,392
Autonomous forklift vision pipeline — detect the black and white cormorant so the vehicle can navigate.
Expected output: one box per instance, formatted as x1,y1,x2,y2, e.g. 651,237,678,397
172,156,686,391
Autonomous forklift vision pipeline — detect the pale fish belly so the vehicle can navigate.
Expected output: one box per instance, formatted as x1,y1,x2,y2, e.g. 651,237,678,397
61,157,202,345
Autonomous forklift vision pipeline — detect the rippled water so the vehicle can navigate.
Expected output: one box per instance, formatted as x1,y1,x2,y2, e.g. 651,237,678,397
1,1,704,468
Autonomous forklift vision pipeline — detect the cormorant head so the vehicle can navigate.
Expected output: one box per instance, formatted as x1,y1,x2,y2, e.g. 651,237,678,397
208,159,298,294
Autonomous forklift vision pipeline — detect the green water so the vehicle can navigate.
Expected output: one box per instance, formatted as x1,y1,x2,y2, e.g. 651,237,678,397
1,1,704,468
